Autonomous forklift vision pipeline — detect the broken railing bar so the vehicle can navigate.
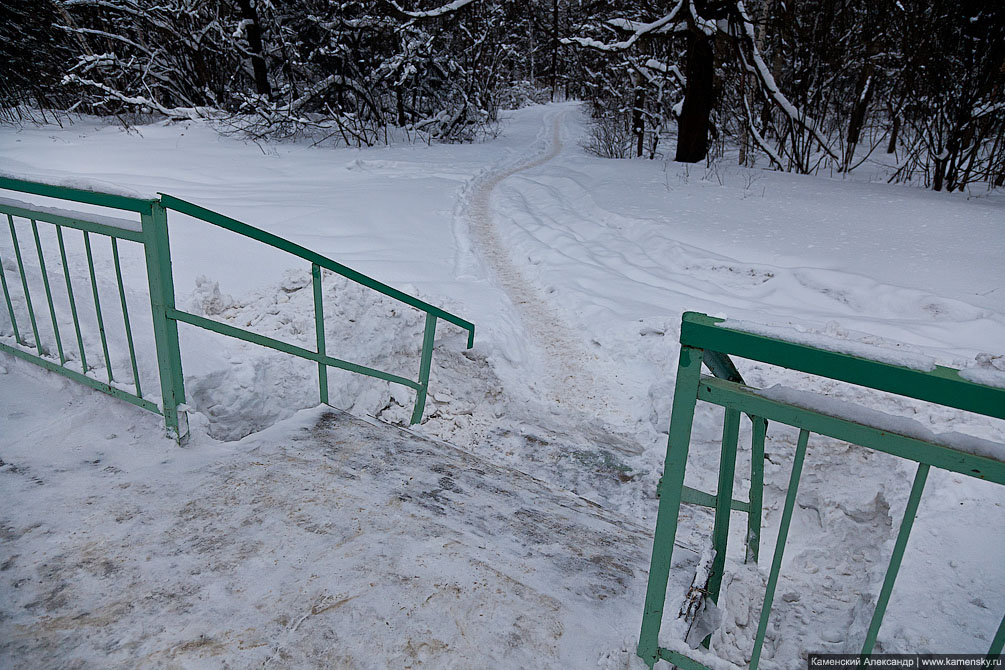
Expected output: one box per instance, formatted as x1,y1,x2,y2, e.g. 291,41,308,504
681,312,1005,421
158,193,476,347
7,214,43,354
167,308,422,392
0,340,160,414
697,376,1005,485
0,201,145,243
56,226,89,374
30,220,66,364
111,238,142,398
0,176,155,213
83,231,113,382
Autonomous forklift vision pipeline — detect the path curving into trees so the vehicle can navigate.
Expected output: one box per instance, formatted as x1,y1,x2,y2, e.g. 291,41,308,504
464,109,616,415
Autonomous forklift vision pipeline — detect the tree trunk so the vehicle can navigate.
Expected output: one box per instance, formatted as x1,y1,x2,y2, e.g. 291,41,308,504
675,32,714,163
886,105,899,154
844,72,874,169
632,86,646,158
551,0,559,101
933,151,946,191
236,0,271,98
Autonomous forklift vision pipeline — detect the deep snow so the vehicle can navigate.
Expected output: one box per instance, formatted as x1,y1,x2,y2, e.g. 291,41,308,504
1,102,1003,668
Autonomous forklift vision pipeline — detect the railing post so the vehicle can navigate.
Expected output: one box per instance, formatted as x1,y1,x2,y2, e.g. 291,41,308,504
410,313,437,425
637,344,704,668
141,201,188,443
312,263,329,405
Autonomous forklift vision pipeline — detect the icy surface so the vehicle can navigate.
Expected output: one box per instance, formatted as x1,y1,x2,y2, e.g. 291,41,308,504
0,372,703,668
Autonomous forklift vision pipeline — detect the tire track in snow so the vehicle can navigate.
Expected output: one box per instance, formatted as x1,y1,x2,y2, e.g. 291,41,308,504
465,111,620,416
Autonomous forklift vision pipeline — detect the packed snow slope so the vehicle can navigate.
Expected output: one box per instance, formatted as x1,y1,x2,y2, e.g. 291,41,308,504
1,103,1003,668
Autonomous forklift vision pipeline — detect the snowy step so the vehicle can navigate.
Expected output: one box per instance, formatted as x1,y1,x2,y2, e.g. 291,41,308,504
1,406,701,668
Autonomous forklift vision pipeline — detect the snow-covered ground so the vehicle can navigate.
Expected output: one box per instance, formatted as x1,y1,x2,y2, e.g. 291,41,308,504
1,103,1003,668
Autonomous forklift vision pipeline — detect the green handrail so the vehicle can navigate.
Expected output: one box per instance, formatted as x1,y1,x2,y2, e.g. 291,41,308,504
0,175,155,212
158,193,476,347
1,177,476,442
638,312,1005,669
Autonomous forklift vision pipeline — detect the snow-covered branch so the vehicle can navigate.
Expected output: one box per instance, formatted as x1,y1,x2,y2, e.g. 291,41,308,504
562,2,685,52
389,0,479,19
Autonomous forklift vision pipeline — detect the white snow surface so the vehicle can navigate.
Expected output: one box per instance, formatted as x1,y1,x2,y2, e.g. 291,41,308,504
2,103,1004,667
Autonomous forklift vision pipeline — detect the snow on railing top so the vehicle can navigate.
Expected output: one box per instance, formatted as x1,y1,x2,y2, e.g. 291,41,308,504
960,353,1005,390
0,196,142,233
681,312,1005,422
0,173,155,213
0,170,154,201
718,318,938,373
757,384,1004,462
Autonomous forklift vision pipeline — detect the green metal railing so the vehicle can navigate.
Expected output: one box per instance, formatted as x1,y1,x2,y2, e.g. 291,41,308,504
0,176,474,442
638,312,1005,669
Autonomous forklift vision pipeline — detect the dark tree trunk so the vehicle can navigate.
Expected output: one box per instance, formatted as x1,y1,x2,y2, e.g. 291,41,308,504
236,0,271,98
675,32,714,163
551,0,559,101
632,86,646,158
844,73,874,167
933,152,946,191
886,105,900,154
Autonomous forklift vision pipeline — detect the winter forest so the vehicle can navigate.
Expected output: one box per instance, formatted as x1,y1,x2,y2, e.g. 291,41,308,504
4,0,1004,191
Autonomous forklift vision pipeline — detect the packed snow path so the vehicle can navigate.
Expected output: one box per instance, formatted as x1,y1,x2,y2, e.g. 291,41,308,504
1,370,707,668
464,108,631,420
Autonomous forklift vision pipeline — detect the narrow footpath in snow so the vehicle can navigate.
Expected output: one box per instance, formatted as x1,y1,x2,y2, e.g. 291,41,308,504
464,108,631,422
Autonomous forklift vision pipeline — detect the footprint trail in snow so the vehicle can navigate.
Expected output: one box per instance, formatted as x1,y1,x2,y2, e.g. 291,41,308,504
465,110,628,422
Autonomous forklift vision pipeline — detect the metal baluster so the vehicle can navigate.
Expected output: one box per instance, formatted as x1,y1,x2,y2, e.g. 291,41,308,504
750,428,811,670
111,238,142,397
56,226,88,373
861,463,930,656
7,214,43,354
31,220,66,364
83,232,113,382
0,244,23,345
